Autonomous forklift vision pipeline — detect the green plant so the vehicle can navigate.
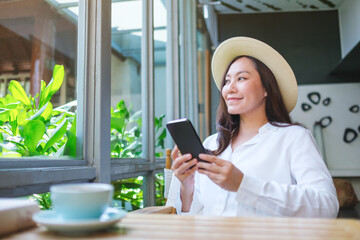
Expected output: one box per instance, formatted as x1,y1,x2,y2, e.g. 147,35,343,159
109,100,166,209
29,193,52,210
111,173,166,211
155,173,165,206
110,100,166,158
1,65,168,210
112,177,144,210
109,101,167,210
0,65,76,157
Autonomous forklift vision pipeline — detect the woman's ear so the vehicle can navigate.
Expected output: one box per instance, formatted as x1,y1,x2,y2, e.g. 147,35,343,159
264,91,268,97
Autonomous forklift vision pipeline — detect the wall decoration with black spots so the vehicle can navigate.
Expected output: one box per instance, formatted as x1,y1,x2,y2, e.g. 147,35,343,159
290,83,360,172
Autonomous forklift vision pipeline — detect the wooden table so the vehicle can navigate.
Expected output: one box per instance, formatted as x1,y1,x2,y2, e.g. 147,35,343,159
4,213,360,240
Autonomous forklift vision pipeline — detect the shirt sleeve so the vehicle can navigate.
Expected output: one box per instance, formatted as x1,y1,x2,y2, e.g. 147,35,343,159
165,172,204,215
236,128,339,218
167,135,216,214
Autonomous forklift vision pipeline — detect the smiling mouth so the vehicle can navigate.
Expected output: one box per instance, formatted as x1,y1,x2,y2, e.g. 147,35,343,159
227,97,243,102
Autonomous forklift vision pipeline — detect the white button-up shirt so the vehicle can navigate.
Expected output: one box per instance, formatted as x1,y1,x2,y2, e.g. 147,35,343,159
166,123,339,218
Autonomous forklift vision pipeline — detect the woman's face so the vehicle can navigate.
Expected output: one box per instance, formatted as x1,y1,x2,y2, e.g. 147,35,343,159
222,57,267,116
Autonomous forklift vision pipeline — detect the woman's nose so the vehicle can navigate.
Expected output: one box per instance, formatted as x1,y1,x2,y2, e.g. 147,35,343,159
228,79,237,92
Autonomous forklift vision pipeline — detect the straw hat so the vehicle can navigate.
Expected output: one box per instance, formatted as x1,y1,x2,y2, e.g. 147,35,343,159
211,37,298,113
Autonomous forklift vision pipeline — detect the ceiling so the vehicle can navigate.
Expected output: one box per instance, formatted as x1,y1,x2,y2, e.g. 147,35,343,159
206,0,346,14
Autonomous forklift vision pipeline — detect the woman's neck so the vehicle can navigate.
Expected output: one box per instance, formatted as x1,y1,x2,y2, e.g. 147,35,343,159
231,113,268,150
239,115,268,134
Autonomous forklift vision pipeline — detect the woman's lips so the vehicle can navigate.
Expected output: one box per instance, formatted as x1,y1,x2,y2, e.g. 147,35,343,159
227,97,243,103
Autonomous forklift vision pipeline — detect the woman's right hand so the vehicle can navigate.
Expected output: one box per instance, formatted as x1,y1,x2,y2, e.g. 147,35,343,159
171,146,197,212
171,145,198,188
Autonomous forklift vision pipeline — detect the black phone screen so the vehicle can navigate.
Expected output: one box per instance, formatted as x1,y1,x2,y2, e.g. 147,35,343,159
166,118,208,162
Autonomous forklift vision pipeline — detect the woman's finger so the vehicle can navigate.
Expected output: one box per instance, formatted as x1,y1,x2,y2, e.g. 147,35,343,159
171,145,179,160
197,161,221,174
181,163,198,177
198,168,219,182
171,153,192,170
175,158,197,175
199,154,225,166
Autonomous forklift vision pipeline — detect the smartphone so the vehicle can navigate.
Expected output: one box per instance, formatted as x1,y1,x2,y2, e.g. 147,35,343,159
166,118,209,162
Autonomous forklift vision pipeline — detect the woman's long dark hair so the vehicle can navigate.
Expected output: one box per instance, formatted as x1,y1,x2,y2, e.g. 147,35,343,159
213,55,294,156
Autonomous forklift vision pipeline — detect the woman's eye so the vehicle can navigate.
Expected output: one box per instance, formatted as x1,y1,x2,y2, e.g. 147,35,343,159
225,79,230,84
238,77,245,81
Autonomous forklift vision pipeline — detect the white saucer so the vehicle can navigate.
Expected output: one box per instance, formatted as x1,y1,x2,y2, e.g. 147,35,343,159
32,207,127,235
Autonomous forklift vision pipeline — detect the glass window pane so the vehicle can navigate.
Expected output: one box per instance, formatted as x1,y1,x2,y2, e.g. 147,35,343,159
111,0,143,159
111,173,165,211
155,172,165,206
112,176,144,211
0,0,78,158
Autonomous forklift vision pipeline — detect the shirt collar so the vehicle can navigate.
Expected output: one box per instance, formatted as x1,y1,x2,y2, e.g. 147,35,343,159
238,122,278,147
259,122,279,134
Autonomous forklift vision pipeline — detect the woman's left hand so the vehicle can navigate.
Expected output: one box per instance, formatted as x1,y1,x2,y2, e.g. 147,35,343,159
197,153,244,192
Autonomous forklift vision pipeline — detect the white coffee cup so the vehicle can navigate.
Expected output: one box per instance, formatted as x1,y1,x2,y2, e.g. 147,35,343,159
50,183,114,220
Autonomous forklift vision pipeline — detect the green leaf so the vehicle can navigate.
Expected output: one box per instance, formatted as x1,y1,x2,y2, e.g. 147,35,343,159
64,114,76,157
64,130,76,157
53,100,77,112
17,109,28,125
39,65,65,109
111,117,125,133
29,102,52,121
9,109,18,135
116,100,126,111
40,80,46,93
18,124,26,138
41,102,53,121
8,80,31,107
157,128,166,140
24,120,45,153
53,143,66,157
0,109,11,122
116,100,130,119
42,119,68,154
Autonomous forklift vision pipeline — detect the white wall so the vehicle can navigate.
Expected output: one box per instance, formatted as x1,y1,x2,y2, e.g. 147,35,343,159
290,83,360,197
111,55,141,111
339,0,360,57
154,65,167,120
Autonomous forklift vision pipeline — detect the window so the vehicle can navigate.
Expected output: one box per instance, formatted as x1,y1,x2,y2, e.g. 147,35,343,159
0,0,78,158
0,0,209,209
0,0,92,197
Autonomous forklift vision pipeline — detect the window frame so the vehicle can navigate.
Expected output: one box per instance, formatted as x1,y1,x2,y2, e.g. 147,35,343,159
0,0,96,197
0,0,200,207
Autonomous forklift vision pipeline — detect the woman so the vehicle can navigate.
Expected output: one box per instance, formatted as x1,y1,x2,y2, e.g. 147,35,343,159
167,37,339,218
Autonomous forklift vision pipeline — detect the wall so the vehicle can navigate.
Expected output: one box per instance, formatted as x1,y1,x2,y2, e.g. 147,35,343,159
290,83,360,197
217,10,341,85
111,54,141,111
154,65,167,120
111,55,167,121
339,0,360,58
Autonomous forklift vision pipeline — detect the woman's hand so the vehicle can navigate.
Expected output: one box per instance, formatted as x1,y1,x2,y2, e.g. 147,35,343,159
171,145,198,187
197,153,244,192
171,146,198,212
